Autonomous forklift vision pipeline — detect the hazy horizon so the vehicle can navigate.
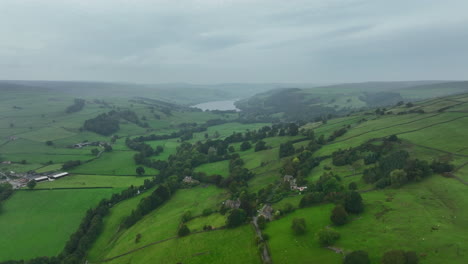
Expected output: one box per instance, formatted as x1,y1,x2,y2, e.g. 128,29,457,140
1,0,468,83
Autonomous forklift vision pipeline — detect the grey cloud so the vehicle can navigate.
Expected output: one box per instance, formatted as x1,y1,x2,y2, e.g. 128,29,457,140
0,0,467,83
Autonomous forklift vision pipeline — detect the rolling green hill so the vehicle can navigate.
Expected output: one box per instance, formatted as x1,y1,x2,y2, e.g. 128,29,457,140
0,86,467,264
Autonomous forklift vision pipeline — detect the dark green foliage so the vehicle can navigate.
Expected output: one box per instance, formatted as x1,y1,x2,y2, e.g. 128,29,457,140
103,144,113,152
257,215,267,230
91,148,100,156
241,141,252,151
0,183,13,202
344,250,370,264
316,228,340,246
430,160,454,173
330,205,348,226
27,180,37,190
332,148,359,166
45,141,53,146
291,218,306,235
226,209,247,228
299,192,325,208
135,233,142,243
390,169,408,187
177,224,190,237
279,141,295,158
404,251,419,264
381,250,407,264
62,160,81,170
181,211,192,223
83,113,120,136
348,182,358,190
404,159,432,181
388,134,399,142
136,166,145,176
66,98,85,113
344,191,364,214
254,140,267,152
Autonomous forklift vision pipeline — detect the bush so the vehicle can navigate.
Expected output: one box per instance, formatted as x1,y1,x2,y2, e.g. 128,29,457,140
344,250,370,264
177,224,190,237
344,191,364,214
316,228,340,246
381,250,406,264
330,205,348,226
291,218,306,235
348,182,358,190
226,209,247,228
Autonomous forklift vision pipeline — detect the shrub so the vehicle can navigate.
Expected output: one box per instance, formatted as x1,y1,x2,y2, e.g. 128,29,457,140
291,218,307,235
344,250,370,264
316,228,340,246
330,205,348,226
178,224,190,237
344,191,364,214
226,209,247,228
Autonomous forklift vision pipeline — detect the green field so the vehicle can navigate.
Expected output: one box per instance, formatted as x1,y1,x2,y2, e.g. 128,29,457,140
0,189,117,261
70,151,159,176
37,175,152,188
89,185,228,262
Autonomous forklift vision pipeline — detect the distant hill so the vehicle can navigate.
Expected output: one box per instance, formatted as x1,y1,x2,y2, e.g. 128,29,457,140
0,80,325,105
236,80,468,122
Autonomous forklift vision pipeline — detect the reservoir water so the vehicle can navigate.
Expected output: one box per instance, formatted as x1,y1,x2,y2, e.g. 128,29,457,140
193,99,239,111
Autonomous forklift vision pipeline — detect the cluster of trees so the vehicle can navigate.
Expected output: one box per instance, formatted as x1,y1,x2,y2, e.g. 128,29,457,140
299,172,364,210
0,183,13,213
329,192,364,226
327,127,348,142
83,112,120,136
65,99,85,113
281,140,324,189
83,110,148,136
62,160,81,170
122,185,174,228
331,137,396,167
279,141,295,158
362,149,436,188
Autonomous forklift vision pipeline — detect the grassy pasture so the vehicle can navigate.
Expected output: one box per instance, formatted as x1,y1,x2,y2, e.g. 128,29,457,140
105,226,260,264
70,151,159,176
0,189,117,261
90,186,228,261
186,213,227,231
335,176,468,264
264,203,341,264
87,188,156,261
194,160,230,177
37,175,151,188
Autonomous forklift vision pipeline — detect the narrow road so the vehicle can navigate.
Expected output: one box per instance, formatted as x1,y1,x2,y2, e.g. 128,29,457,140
252,216,273,264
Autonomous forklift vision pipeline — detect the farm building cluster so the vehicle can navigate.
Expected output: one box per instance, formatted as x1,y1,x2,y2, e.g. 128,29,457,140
284,175,308,192
34,172,69,182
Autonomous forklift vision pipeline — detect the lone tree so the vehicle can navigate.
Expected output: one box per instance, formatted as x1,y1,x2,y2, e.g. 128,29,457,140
91,148,100,156
136,166,145,176
240,141,252,151
316,228,340,246
381,250,406,264
45,141,54,146
291,218,306,235
344,191,364,214
27,180,37,190
330,205,348,226
382,250,419,264
226,208,247,228
344,250,370,264
177,224,190,237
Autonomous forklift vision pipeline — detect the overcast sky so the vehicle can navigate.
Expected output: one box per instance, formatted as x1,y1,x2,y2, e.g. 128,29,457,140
1,0,467,83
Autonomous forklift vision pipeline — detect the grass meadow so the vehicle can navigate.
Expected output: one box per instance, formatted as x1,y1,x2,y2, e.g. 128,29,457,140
0,189,117,261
